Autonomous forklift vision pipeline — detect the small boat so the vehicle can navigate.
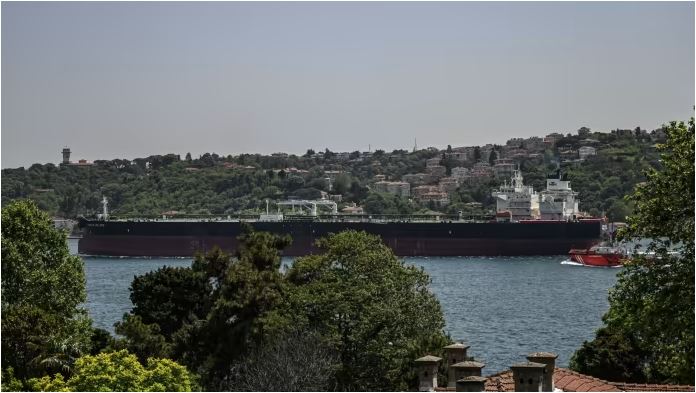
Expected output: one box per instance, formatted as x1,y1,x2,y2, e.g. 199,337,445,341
568,245,625,267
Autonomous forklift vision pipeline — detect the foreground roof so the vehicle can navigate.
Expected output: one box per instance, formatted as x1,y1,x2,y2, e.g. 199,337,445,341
482,368,694,392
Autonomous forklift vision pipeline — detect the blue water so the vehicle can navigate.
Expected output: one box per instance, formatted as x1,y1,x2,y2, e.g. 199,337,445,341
71,240,619,374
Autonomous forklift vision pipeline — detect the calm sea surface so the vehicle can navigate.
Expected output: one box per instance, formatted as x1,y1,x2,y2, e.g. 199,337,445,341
70,239,619,374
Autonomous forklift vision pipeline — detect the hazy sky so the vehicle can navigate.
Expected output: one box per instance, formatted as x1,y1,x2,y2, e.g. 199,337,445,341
2,2,694,168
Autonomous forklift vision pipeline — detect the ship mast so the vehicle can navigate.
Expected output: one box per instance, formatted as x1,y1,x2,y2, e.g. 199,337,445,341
101,196,109,221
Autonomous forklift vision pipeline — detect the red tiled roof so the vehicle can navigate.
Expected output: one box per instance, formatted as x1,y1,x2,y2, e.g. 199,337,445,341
484,368,622,392
610,382,695,392
437,367,694,392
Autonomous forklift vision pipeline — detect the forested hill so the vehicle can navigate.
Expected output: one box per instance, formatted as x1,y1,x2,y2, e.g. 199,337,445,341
1,127,665,221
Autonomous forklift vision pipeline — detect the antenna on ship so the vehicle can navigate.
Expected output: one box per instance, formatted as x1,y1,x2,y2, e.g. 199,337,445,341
101,196,109,221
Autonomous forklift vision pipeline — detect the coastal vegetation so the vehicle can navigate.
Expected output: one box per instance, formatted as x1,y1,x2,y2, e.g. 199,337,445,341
570,119,695,384
1,201,195,392
113,228,449,391
1,127,664,221
0,217,447,391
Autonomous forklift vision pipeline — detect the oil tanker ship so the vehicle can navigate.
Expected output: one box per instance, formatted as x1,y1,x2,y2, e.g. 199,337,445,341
78,171,602,257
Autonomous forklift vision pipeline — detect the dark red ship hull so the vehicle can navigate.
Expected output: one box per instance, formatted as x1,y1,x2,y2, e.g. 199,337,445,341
78,219,601,257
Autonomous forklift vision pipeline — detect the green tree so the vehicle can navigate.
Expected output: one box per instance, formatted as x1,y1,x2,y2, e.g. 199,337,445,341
193,231,291,386
488,149,498,165
28,350,196,392
606,199,632,222
570,327,648,382
1,200,92,381
128,266,211,338
570,119,695,384
118,229,292,389
114,315,172,363
283,231,449,391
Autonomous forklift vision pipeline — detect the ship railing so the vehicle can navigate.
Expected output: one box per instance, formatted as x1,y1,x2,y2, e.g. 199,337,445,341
106,214,261,222
311,214,495,223
99,213,496,223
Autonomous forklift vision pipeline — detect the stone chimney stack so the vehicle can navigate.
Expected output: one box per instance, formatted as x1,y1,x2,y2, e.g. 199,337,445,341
450,361,485,387
456,376,487,392
443,342,471,387
511,362,545,392
526,352,558,392
414,355,442,392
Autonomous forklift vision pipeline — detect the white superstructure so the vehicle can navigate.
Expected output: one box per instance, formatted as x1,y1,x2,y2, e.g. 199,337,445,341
539,171,580,220
492,168,539,221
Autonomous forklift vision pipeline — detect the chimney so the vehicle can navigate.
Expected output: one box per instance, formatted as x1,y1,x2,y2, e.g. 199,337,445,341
526,352,557,392
414,355,442,392
450,361,485,387
456,376,487,392
511,362,545,392
443,342,470,387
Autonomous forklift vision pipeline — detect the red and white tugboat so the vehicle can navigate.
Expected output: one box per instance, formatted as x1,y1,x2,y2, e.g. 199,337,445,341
568,245,625,267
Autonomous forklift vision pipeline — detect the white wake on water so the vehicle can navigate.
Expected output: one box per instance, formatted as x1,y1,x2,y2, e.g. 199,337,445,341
560,260,585,266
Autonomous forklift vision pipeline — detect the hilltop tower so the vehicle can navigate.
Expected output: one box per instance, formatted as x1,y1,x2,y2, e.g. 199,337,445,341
62,147,71,164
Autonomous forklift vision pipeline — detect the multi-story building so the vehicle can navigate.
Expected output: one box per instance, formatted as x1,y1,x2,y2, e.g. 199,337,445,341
373,181,411,197
438,177,459,194
426,165,446,180
403,173,431,186
493,159,515,179
471,162,494,178
426,157,442,167
446,149,473,162
418,191,450,207
523,136,545,152
578,146,597,160
451,167,471,181
543,132,564,147
412,185,440,199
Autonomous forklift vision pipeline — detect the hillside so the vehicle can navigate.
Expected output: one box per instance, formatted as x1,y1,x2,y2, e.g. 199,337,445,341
1,127,665,222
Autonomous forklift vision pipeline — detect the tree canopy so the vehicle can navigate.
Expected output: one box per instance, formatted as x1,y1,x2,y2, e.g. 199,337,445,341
284,230,449,391
112,228,449,391
570,119,694,384
1,200,93,382
27,350,196,392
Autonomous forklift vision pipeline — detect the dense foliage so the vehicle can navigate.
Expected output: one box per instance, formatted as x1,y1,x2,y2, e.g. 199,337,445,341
570,119,694,384
0,200,195,392
284,231,450,391
1,200,93,383
113,228,291,388
1,129,662,220
27,350,196,392
113,228,449,391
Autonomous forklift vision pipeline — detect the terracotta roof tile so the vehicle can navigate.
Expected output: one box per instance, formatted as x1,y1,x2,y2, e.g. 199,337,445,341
458,367,692,392
554,368,622,392
564,379,587,391
483,370,514,392
588,385,610,392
